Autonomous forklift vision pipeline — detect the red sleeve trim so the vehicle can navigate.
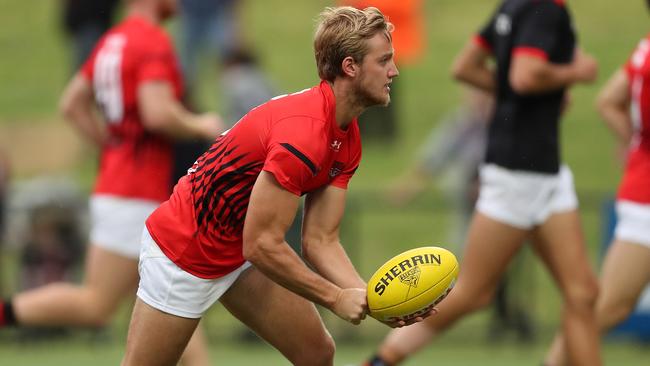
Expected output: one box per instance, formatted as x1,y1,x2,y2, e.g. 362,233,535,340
554,0,565,6
473,35,492,52
513,47,548,61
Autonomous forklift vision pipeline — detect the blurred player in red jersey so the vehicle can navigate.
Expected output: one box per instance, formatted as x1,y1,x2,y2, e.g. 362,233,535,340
544,2,650,364
0,0,221,364
364,0,602,365
120,6,433,366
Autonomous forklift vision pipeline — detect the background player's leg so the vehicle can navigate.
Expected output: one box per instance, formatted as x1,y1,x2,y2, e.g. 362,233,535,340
544,333,566,366
532,210,601,366
13,244,138,326
179,323,211,366
122,298,200,366
10,239,212,366
219,266,336,366
596,240,650,330
546,240,650,366
374,212,529,365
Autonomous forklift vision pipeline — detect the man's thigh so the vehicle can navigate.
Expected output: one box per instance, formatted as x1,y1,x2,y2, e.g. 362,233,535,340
220,266,333,358
122,298,200,366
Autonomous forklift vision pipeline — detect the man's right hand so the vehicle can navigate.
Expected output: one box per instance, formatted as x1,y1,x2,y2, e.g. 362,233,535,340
331,288,368,325
197,113,225,140
572,49,598,84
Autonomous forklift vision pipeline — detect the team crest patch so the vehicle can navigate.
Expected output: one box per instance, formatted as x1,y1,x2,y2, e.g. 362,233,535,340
329,161,345,178
330,140,342,151
399,266,421,288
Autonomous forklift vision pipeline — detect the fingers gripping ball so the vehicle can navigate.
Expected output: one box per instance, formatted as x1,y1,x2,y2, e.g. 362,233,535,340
367,247,459,322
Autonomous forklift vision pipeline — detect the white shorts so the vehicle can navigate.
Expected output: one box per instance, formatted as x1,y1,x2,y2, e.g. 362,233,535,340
136,228,251,318
90,194,160,258
615,200,650,247
476,164,578,229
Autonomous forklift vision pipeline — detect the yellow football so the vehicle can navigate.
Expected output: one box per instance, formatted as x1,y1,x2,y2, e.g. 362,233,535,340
367,246,459,322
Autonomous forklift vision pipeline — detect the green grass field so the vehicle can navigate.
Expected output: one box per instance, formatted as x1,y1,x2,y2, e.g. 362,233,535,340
1,327,649,365
1,0,650,364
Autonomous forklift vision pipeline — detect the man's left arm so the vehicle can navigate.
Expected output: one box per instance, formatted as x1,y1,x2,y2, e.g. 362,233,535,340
302,185,366,290
59,73,108,146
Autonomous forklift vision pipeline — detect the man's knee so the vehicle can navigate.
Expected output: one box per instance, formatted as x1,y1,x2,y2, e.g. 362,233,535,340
471,289,496,311
79,289,116,327
564,275,599,311
290,331,335,366
596,296,636,330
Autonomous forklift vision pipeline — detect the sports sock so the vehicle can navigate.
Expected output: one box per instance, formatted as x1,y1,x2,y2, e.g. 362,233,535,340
0,299,17,327
366,355,391,366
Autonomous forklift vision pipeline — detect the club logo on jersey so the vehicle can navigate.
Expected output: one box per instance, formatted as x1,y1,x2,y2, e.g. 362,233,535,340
330,140,342,152
495,14,511,35
329,161,345,178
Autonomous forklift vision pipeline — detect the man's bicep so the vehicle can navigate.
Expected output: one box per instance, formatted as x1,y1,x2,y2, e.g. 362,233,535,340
137,81,175,127
303,185,347,240
245,171,301,242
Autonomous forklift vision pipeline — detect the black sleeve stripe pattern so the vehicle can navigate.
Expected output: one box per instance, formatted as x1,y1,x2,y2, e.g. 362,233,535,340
191,135,264,237
280,142,319,176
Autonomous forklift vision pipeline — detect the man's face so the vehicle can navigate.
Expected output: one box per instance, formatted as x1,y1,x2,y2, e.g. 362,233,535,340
353,33,399,107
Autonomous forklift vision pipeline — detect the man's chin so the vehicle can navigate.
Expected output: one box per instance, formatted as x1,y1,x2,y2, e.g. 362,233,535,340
359,90,390,108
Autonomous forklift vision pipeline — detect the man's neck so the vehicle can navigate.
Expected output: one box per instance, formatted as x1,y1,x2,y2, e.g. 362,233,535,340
127,3,160,24
329,80,365,130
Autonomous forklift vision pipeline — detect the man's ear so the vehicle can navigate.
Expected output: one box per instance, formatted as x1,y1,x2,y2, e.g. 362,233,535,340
341,56,358,77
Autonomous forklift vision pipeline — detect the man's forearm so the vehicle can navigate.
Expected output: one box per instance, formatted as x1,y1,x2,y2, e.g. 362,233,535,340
65,106,107,146
304,241,366,289
245,238,342,309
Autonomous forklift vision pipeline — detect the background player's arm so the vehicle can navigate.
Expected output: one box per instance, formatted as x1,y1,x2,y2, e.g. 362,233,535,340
596,69,632,145
451,40,495,93
302,185,366,289
510,48,598,94
138,80,223,140
59,73,108,146
243,171,367,324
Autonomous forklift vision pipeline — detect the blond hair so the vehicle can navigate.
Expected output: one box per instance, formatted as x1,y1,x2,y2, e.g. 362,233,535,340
314,6,393,81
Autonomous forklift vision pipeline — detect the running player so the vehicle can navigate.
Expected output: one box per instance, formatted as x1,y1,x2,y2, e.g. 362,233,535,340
544,2,650,363
0,1,220,365
364,0,602,365
120,6,425,366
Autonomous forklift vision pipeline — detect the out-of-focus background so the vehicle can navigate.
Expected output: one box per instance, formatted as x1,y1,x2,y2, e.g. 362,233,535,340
1,0,649,365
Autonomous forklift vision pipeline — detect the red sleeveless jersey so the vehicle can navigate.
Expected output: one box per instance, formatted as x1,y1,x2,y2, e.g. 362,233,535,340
620,33,650,203
146,81,362,279
81,16,183,202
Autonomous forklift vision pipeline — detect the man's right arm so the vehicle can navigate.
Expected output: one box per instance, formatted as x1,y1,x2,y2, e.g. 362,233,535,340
138,81,223,141
242,171,367,325
451,39,496,93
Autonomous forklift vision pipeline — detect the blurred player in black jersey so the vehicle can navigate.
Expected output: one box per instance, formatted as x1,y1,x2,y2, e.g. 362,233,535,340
545,1,650,364
364,1,601,365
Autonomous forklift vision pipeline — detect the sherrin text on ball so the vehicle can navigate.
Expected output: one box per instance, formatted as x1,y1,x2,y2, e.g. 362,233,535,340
367,246,459,322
